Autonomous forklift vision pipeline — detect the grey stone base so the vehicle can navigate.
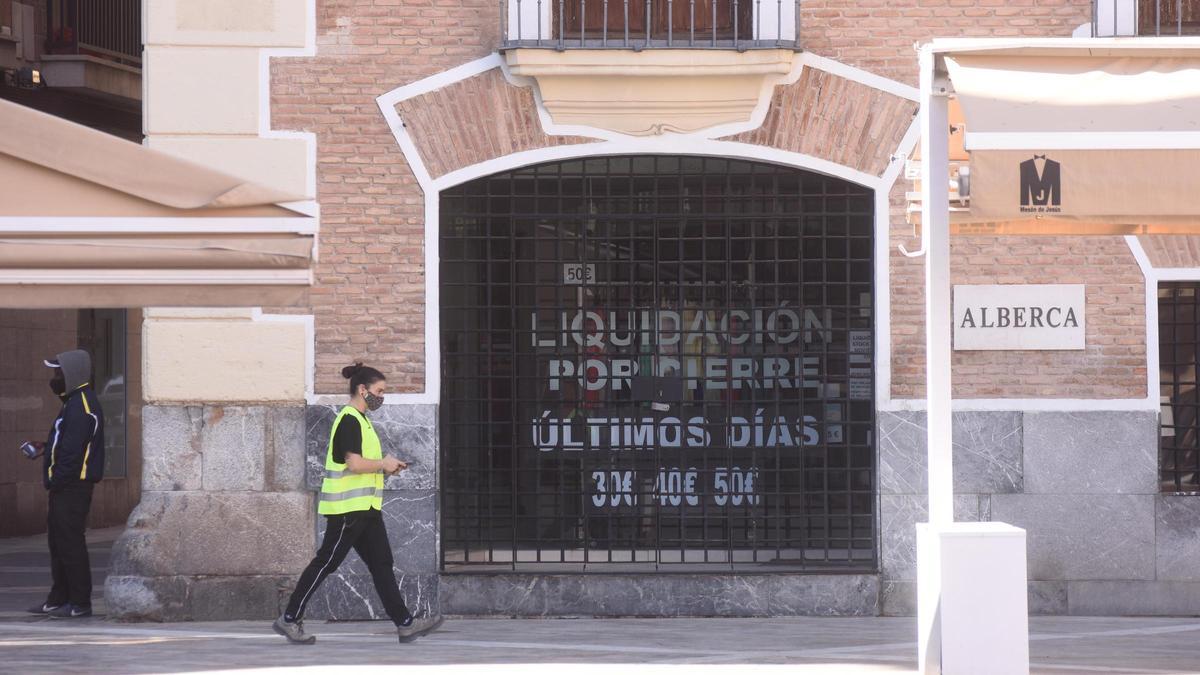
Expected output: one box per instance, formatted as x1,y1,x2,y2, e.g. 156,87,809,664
881,580,1067,617
439,574,879,617
106,404,315,622
884,580,1200,617
105,574,295,621
300,403,441,623
1069,582,1200,616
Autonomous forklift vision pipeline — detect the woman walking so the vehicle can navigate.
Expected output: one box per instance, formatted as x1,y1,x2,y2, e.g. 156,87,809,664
274,363,443,644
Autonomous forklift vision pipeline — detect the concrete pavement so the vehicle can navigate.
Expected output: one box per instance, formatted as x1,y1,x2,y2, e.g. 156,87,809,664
5,529,1200,673
5,614,1200,673
0,525,118,621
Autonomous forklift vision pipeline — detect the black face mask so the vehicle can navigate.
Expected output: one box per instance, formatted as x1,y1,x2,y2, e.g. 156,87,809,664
49,377,66,396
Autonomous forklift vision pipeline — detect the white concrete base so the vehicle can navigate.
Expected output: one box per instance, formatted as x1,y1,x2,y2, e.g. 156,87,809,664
917,521,1030,675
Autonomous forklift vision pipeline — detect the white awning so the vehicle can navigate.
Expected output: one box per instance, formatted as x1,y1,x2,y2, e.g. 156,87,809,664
0,98,304,209
0,98,316,307
945,54,1200,139
922,39,1200,231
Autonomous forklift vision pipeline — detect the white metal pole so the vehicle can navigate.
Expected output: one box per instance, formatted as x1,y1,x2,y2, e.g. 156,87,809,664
917,43,955,675
918,45,1032,675
919,45,954,526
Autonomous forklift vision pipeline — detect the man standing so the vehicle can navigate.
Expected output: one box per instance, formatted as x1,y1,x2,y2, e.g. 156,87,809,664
26,349,104,619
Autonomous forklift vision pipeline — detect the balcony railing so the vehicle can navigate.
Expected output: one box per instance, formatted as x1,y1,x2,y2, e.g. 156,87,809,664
1091,0,1200,36
47,0,141,66
500,0,800,49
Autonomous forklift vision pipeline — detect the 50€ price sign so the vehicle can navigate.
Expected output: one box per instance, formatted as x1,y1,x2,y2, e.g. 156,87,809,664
563,263,596,285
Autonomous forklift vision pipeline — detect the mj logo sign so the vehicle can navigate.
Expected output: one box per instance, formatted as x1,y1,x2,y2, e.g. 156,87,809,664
1019,154,1061,212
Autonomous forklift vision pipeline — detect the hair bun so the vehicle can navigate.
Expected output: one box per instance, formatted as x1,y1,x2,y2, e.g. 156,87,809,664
341,362,364,379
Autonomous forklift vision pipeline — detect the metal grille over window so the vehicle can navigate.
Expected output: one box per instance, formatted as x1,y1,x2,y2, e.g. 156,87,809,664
500,0,799,49
440,156,875,572
1161,282,1200,492
1091,0,1200,36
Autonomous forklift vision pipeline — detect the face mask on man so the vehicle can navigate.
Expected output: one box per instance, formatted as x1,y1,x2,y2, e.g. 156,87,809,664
49,376,66,396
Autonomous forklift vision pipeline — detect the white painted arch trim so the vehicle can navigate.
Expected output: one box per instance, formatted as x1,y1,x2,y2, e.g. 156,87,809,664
1124,233,1193,417
373,51,920,404
375,49,918,186
383,140,913,405
360,49,1167,417
434,140,888,195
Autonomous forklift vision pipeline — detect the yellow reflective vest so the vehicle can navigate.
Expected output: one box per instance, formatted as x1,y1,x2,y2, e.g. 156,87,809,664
318,406,384,515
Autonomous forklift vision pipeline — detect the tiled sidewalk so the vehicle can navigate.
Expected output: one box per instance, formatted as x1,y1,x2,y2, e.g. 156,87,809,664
3,614,1200,673
3,529,1200,673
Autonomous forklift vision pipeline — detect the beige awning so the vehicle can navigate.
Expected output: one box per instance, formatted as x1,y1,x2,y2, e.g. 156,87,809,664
944,54,1200,135
1,284,309,309
967,148,1200,224
0,235,313,269
910,39,1200,233
0,98,315,308
0,98,304,209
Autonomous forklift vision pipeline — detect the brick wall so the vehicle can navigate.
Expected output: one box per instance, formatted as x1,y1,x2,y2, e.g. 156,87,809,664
889,223,1148,399
800,0,1093,86
842,0,1145,400
1138,236,1200,269
274,0,1142,400
394,69,594,179
271,0,502,394
721,66,917,176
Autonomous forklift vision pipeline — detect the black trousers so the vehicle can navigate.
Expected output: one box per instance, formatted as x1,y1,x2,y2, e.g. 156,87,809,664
46,482,94,608
284,512,410,625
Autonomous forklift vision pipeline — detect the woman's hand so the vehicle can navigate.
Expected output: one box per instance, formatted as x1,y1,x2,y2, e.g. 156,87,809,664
345,452,408,475
381,455,406,475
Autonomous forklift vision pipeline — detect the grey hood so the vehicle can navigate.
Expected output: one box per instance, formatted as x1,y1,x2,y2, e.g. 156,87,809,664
55,349,92,392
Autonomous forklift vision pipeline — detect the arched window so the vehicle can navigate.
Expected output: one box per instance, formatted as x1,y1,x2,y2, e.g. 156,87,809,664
440,155,876,572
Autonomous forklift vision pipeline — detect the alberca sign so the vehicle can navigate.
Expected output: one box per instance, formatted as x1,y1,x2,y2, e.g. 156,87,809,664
952,284,1085,351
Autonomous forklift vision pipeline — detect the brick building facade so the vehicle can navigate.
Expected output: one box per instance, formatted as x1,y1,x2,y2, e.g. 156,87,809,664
272,0,1105,398
87,0,1200,620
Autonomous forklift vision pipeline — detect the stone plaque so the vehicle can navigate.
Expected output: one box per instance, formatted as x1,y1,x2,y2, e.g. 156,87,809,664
953,284,1085,351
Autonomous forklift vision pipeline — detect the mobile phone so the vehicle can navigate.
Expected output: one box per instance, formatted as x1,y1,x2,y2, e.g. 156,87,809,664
20,442,43,459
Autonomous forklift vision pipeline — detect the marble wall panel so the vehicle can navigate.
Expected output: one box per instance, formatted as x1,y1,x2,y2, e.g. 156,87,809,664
438,574,878,617
880,493,984,581
878,411,1022,496
880,580,1065,617
312,489,437,577
1155,496,1200,582
306,573,440,621
1023,412,1157,495
1069,581,1200,616
992,494,1155,581
306,404,437,491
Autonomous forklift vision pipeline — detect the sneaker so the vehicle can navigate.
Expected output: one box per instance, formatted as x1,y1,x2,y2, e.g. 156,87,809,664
272,614,316,645
397,611,444,643
27,602,63,615
48,604,91,619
